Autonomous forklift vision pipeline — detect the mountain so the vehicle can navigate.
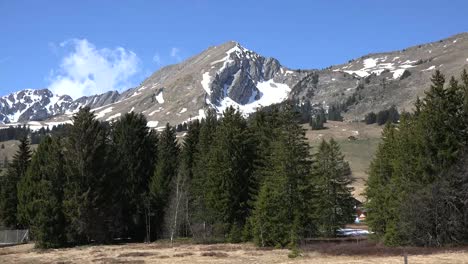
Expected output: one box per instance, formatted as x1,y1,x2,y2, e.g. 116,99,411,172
0,89,121,124
0,89,70,123
1,33,468,128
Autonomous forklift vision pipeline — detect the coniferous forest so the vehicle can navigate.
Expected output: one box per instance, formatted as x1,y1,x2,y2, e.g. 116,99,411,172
0,103,355,248
5,69,468,250
366,69,468,246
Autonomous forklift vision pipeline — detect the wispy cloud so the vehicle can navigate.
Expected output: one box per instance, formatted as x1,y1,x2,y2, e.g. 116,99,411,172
47,39,140,99
170,47,181,61
153,53,162,65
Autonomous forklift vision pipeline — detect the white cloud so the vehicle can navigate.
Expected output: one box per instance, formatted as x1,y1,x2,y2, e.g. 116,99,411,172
153,53,162,65
170,47,181,61
48,39,140,99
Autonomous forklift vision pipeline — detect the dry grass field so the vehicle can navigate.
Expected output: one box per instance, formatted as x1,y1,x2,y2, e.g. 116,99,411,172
304,121,382,200
2,241,468,264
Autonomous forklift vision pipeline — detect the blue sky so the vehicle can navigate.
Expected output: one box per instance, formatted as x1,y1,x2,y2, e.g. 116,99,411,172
1,0,467,98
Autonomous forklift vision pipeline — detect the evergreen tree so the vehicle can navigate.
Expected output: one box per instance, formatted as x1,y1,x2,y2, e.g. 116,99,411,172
249,106,282,187
364,112,377,124
149,123,179,239
62,107,114,244
252,105,315,247
313,139,354,237
310,113,326,130
387,105,400,124
365,123,398,240
17,137,66,248
111,112,157,241
366,70,468,246
328,105,343,121
205,106,256,241
0,136,31,228
190,109,218,240
252,142,291,247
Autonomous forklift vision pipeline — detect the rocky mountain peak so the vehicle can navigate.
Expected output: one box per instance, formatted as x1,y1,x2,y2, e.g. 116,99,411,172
2,33,468,129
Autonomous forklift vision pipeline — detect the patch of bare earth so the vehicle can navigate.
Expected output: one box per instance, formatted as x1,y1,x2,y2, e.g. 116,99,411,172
2,242,468,264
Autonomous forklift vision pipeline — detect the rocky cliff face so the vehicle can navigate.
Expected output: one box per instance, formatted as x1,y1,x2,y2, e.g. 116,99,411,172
36,41,307,129
2,33,468,128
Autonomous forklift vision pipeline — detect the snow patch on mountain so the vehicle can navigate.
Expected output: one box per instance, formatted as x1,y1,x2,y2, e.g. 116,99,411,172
216,79,290,115
106,113,121,121
393,69,406,79
155,91,164,104
423,65,436,71
95,107,113,119
335,56,418,79
201,72,212,95
147,121,159,128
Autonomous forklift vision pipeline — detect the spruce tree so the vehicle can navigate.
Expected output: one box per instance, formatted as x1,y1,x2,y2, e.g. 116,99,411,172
365,123,398,239
310,114,325,130
313,139,354,237
190,109,218,240
205,106,255,241
252,142,291,247
0,136,31,228
364,112,377,124
17,137,66,248
111,112,157,241
62,107,114,244
149,123,179,239
365,70,468,246
252,105,315,247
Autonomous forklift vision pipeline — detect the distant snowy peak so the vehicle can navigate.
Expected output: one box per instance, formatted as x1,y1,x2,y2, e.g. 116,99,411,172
0,89,73,123
0,88,121,124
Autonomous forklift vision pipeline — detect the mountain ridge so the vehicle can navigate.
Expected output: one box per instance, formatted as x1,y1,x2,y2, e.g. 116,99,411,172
1,33,468,128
